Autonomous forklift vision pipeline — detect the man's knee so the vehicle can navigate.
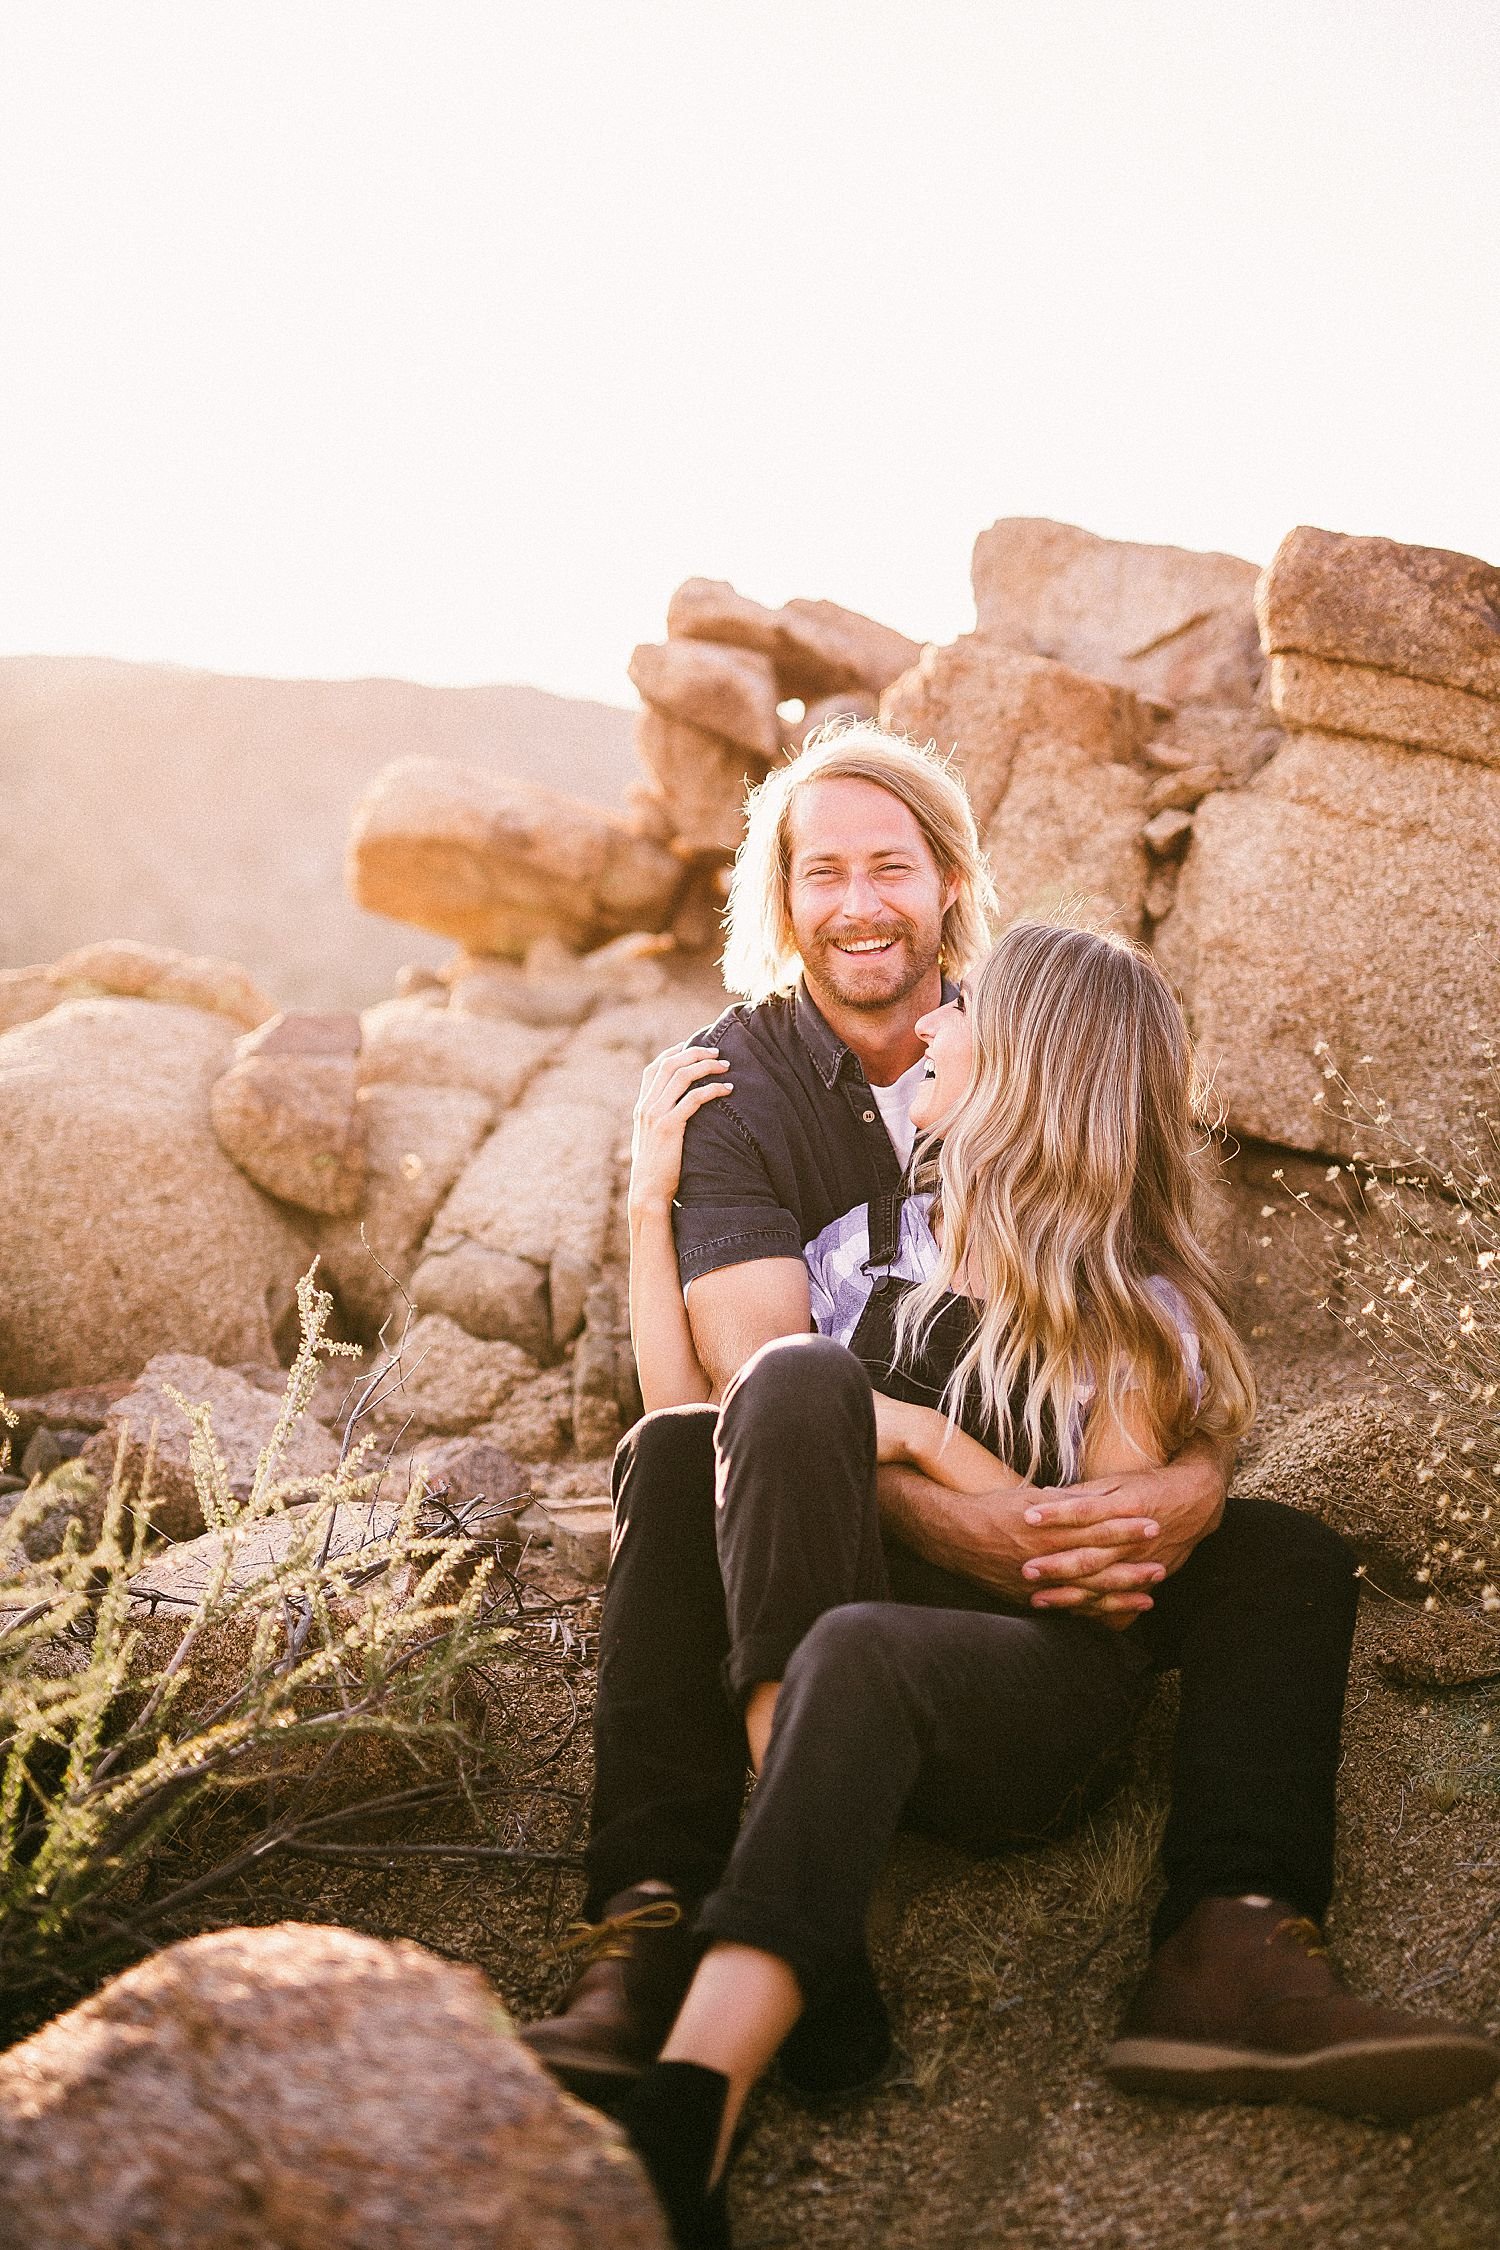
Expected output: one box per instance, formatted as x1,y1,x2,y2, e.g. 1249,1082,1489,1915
1213,1495,1359,1610
721,1331,871,1432
612,1403,717,1527
785,1602,901,1701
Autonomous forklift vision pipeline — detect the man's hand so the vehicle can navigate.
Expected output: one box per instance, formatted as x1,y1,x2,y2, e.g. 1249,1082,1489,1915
877,1464,1167,1620
1020,1437,1231,1612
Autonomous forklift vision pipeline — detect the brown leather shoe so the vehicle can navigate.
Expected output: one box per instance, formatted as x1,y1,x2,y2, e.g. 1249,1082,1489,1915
520,1883,700,2107
1105,1895,1500,2122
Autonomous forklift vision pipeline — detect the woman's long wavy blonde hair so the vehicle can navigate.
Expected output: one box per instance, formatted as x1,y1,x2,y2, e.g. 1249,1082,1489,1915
896,918,1255,1480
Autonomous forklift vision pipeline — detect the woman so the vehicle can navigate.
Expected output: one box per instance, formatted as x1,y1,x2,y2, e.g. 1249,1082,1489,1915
616,920,1255,2250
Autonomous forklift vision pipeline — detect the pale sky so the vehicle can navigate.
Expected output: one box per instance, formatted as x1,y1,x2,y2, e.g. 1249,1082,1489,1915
1,1,1496,706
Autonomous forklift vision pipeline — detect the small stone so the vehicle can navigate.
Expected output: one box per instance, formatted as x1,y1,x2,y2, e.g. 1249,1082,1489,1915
1142,807,1194,858
541,1498,613,1582
1144,764,1221,816
1143,868,1179,923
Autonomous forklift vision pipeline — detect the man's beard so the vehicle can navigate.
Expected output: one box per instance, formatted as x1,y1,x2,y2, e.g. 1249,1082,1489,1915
801,918,943,1013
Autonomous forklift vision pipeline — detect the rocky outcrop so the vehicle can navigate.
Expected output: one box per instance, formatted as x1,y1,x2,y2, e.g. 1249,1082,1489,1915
970,517,1264,709
0,939,276,1040
0,1924,667,2250
630,581,921,857
0,999,312,1396
1156,525,1500,1168
878,523,1272,938
1157,731,1500,1164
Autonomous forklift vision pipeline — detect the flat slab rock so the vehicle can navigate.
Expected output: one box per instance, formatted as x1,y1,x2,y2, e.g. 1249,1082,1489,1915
0,1922,667,2250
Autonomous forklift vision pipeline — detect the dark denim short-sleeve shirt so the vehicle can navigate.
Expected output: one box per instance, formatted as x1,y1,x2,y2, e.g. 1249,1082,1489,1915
671,979,936,1288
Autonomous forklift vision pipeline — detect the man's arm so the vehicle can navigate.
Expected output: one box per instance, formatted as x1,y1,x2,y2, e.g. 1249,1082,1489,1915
685,1258,812,1397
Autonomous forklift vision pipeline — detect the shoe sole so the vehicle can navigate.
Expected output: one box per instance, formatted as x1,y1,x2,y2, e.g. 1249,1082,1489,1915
1104,2032,1500,2123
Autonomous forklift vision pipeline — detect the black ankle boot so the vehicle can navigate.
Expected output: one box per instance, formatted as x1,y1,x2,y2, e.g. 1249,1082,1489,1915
616,2060,732,2250
778,1949,893,2101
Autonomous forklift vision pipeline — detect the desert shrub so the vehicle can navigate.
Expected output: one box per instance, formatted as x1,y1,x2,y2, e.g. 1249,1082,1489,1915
0,1270,545,2032
1277,1044,1499,1615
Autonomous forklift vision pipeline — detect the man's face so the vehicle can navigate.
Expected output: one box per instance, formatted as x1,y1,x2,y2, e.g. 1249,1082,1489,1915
786,777,954,1015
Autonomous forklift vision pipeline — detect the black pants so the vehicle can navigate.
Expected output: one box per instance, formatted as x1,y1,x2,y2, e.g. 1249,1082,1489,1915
586,1335,1358,1983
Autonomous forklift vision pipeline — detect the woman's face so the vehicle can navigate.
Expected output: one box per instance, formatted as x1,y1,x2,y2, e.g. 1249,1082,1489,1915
909,985,973,1132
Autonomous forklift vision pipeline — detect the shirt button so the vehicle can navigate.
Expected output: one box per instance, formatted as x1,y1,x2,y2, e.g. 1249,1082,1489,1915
862,1109,876,1123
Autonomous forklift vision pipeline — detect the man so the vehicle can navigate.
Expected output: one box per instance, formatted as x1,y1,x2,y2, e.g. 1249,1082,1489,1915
524,724,1497,2123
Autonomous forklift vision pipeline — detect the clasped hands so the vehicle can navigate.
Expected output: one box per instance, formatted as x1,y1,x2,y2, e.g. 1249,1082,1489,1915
873,1391,1224,1624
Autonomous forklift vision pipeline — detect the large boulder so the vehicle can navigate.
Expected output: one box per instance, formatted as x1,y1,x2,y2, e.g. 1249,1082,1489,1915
357,995,563,1105
663,578,921,699
632,708,768,860
0,999,312,1395
347,758,687,958
1156,731,1500,1166
628,639,780,761
1256,526,1500,700
881,638,1146,831
1266,653,1500,768
971,518,1263,709
209,1011,366,1218
981,737,1150,938
415,1050,637,1357
50,939,276,1031
1258,528,1500,768
81,1354,341,1543
0,1924,667,2250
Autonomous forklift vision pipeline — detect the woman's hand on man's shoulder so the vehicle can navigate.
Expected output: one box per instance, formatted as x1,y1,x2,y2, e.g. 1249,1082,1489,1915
628,1044,733,1218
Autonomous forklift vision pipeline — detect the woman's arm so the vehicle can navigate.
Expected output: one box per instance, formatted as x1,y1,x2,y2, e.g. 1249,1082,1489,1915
628,1046,732,1412
872,1392,1024,1493
1079,1380,1170,1480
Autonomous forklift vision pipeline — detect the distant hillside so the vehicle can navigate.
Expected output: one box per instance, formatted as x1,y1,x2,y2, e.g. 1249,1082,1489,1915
0,656,638,1009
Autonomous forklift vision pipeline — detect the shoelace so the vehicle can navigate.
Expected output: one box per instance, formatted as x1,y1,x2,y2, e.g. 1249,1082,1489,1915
555,1895,684,1965
1272,1914,1330,1959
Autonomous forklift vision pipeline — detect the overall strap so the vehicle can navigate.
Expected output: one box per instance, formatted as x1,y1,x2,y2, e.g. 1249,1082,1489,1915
862,1189,905,1276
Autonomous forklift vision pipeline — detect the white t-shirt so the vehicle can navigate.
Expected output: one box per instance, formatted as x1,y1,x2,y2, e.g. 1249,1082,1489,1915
868,1056,930,1170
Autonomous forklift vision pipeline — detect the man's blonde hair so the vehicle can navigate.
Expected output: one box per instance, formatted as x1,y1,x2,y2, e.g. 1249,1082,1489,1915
721,721,997,1002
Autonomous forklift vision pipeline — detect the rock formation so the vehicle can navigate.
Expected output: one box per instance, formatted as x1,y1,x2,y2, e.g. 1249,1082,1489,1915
6,520,1498,1533
882,519,1279,938
1157,525,1500,1168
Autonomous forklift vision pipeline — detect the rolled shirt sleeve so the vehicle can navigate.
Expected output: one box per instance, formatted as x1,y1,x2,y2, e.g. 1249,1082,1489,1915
672,1096,805,1287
